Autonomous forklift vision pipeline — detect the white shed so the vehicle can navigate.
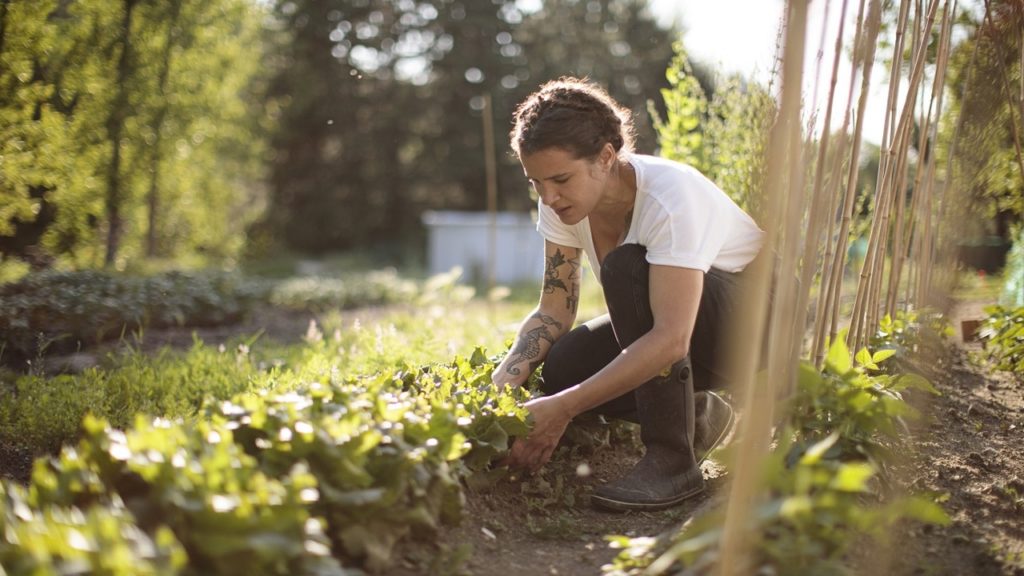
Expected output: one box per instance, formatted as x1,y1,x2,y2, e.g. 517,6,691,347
421,210,544,285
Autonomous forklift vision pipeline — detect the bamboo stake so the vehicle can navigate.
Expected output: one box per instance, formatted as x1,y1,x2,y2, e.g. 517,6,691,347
851,0,939,351
935,2,984,301
813,131,853,366
716,2,808,573
887,2,938,318
827,0,883,359
848,0,910,350
902,0,954,310
797,0,852,366
918,0,956,305
814,0,871,367
867,3,939,343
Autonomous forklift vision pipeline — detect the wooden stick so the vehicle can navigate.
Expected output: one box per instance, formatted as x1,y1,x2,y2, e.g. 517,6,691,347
815,0,870,367
798,0,852,367
716,2,808,573
848,0,910,350
851,0,939,350
918,0,956,305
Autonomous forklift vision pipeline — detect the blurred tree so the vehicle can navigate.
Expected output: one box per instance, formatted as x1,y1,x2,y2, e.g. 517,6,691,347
939,0,1023,237
0,0,267,269
262,0,678,255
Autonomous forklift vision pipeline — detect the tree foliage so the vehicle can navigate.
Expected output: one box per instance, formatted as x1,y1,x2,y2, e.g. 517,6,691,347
262,0,678,255
651,42,776,216
0,0,268,269
939,0,1024,235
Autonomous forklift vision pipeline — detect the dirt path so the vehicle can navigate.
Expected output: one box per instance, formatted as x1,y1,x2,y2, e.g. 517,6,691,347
877,308,1024,576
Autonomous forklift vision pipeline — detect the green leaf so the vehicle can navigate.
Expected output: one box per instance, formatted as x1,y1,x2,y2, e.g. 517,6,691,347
826,335,853,375
895,373,940,395
800,432,839,465
855,347,872,366
829,462,874,492
872,349,896,364
897,496,951,526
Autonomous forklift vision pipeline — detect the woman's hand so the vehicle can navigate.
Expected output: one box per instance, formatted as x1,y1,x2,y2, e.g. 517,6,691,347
505,394,575,473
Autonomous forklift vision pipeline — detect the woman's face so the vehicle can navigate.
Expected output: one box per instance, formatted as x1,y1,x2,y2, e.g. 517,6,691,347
521,146,613,225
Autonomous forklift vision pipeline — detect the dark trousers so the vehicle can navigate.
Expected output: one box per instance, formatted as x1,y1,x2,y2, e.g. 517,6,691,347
540,244,749,419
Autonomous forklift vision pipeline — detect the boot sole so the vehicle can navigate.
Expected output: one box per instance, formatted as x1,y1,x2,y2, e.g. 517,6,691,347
697,391,736,465
590,484,705,512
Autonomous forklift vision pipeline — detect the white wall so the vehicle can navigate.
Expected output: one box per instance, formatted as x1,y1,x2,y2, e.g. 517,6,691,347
421,211,544,285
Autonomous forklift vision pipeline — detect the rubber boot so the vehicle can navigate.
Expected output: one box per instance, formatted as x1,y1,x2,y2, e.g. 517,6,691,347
591,357,705,511
694,391,735,464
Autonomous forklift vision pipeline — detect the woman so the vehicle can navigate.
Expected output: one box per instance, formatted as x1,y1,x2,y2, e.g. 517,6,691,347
493,77,765,511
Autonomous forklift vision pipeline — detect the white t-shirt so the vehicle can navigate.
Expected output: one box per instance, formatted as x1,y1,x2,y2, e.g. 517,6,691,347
536,154,765,279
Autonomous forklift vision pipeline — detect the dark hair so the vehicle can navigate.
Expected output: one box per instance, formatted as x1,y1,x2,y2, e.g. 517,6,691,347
510,77,636,160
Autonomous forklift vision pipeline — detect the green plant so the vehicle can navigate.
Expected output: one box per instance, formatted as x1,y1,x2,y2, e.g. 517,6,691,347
978,305,1024,373
1,347,533,574
604,334,948,576
872,309,953,359
0,481,186,575
0,270,266,365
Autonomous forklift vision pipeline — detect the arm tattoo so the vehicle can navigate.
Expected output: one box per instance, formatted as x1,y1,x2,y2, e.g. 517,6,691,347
544,249,569,294
505,312,563,376
544,249,581,313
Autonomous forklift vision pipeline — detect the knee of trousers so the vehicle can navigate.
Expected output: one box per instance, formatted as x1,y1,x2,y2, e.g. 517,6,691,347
539,336,576,395
599,244,647,301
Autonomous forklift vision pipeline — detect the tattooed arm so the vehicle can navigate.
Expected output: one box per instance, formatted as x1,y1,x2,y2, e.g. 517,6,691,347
492,241,582,388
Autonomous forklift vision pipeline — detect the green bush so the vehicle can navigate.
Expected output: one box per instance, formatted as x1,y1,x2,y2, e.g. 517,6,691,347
268,270,419,311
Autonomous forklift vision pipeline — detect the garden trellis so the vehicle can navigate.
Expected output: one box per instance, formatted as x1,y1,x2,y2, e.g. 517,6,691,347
707,0,1004,573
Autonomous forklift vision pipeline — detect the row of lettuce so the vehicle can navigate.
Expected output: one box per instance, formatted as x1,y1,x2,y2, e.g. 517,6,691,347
7,305,1022,574
1,348,530,574
0,268,469,366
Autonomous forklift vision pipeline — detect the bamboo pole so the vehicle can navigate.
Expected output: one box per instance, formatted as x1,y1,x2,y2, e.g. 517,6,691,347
828,0,884,354
901,0,954,311
797,0,852,367
813,131,852,366
848,0,910,350
935,0,986,302
851,0,939,351
917,0,955,306
482,92,499,299
716,2,808,573
814,0,870,367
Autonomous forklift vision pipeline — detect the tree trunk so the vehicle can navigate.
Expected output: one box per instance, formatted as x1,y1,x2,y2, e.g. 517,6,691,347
0,0,10,59
104,0,138,267
146,0,184,258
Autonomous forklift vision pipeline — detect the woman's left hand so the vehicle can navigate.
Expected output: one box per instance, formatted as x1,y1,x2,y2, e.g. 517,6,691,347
506,395,574,473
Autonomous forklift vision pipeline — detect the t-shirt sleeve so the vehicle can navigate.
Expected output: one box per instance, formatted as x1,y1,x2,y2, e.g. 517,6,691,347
536,199,583,248
640,174,732,272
